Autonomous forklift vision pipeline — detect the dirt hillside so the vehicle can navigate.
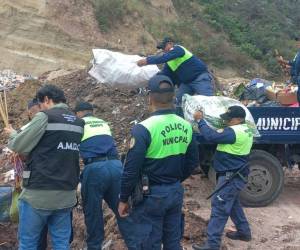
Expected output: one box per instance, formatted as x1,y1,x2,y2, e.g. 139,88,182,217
0,0,175,75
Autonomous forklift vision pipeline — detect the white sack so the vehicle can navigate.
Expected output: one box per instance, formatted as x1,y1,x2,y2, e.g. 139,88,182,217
88,49,160,87
182,94,260,137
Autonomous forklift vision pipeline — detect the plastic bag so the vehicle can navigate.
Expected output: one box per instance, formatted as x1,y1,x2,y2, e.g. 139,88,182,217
9,189,20,223
88,49,159,87
239,78,272,103
182,94,260,137
0,186,20,222
0,186,13,222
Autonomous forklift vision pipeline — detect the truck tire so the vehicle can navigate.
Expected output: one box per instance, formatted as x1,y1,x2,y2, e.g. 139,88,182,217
240,149,284,207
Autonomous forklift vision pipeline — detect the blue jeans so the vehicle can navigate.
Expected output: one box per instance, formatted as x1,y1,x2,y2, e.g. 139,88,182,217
81,159,133,250
176,72,214,106
18,200,72,250
127,182,184,250
206,176,251,249
37,212,74,250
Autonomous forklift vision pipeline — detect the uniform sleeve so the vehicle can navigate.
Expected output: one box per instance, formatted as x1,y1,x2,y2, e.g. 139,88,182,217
8,112,48,155
120,124,151,202
295,52,300,79
146,46,185,65
181,134,199,181
198,120,236,144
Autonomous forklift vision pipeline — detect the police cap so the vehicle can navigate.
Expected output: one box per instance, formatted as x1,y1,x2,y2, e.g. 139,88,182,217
74,102,94,112
220,105,246,120
148,75,174,93
156,37,174,50
28,98,39,109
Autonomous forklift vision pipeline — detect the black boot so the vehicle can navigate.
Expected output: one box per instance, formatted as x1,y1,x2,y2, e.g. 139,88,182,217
225,231,252,241
192,243,219,250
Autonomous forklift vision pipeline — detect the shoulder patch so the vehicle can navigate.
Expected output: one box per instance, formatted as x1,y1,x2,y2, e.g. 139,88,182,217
129,137,136,149
217,129,224,133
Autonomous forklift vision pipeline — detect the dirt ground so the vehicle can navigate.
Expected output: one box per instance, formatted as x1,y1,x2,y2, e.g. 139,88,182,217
183,170,300,250
1,70,300,249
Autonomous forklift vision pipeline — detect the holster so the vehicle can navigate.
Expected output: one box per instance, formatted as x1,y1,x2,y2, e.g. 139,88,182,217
128,178,144,209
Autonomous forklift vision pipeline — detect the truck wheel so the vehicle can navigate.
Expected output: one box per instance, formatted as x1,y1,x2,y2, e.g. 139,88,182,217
240,149,284,207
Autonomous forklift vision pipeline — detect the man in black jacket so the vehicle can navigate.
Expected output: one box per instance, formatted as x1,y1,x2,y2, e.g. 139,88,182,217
8,84,84,250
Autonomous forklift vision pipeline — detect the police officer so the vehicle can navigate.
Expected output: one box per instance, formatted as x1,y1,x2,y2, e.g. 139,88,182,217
137,37,214,114
74,102,134,250
118,75,199,250
192,106,253,250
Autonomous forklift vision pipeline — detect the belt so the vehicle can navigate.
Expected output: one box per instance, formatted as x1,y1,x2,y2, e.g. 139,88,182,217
83,156,119,165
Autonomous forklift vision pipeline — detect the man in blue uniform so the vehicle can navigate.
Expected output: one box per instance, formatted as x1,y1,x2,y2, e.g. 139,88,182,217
137,37,214,112
118,75,199,250
192,106,253,250
277,37,300,102
74,102,133,250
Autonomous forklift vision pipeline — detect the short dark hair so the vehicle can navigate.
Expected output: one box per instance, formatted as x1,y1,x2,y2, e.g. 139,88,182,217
36,84,66,104
150,82,174,104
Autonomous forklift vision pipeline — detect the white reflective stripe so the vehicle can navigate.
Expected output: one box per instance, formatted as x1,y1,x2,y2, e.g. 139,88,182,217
46,123,83,134
23,171,30,178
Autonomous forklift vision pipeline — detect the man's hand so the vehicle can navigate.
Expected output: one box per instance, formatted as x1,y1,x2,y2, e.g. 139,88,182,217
193,111,203,121
3,124,16,135
137,58,147,67
277,56,288,65
118,201,129,218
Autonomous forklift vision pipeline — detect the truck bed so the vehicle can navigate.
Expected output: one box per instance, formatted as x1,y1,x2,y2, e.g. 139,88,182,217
196,106,300,144
249,106,300,144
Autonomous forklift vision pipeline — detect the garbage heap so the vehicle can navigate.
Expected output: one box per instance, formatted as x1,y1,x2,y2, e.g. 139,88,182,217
0,70,35,90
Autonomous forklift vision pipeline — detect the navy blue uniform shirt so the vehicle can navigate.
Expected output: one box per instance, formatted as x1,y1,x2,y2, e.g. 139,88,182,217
146,45,208,85
198,120,249,173
120,109,199,202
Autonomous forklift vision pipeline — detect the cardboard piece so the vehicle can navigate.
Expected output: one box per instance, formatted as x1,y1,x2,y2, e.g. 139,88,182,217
266,88,298,105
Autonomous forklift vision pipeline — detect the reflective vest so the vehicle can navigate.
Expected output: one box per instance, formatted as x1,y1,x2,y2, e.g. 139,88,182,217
140,114,193,159
81,116,112,142
24,107,84,190
167,46,193,72
217,124,253,156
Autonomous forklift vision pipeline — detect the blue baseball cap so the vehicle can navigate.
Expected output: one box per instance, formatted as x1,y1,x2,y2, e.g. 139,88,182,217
27,98,39,109
74,102,94,112
148,75,174,93
220,106,246,120
156,37,174,50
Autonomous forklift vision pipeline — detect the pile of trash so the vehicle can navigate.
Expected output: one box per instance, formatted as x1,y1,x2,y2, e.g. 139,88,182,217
0,70,35,90
234,78,298,107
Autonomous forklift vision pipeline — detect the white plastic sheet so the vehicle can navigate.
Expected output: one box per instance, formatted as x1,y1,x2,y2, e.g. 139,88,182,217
182,94,260,137
88,49,159,87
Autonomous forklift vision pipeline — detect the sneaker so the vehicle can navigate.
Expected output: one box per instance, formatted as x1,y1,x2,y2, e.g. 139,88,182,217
225,231,252,241
192,243,219,250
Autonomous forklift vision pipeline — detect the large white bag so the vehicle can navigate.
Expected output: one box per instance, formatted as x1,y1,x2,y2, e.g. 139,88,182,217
88,49,159,87
182,94,260,137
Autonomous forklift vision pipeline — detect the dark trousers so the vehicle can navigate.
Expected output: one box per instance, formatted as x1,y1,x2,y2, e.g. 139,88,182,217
175,72,214,107
206,176,251,249
126,182,184,250
81,159,133,250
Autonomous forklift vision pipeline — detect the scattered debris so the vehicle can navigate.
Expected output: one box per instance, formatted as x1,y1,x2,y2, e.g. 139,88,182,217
0,70,35,90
